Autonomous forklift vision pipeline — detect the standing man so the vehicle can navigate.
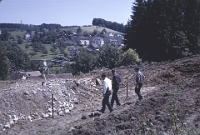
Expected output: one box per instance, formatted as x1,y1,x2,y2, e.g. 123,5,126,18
111,69,121,107
135,67,145,100
98,73,113,113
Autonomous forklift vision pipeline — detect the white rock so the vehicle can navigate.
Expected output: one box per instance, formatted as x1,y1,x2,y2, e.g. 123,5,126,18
69,104,74,111
33,90,37,94
9,119,14,125
27,116,32,122
64,109,70,114
54,97,57,101
4,123,10,129
42,113,49,118
74,98,79,104
8,115,12,119
13,115,18,122
48,108,52,112
58,111,64,116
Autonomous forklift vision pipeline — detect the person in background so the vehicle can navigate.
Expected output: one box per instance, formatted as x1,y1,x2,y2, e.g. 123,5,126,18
98,73,113,113
135,67,145,100
111,69,121,107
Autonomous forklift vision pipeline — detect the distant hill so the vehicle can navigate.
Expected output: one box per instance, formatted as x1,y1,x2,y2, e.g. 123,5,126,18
61,25,123,34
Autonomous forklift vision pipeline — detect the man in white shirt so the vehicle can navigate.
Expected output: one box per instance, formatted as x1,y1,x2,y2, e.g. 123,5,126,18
98,73,113,113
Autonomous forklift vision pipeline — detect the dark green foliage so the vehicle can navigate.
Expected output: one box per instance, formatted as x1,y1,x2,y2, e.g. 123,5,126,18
101,28,107,35
41,46,48,54
76,27,82,34
92,29,99,36
124,0,200,62
97,45,122,69
0,23,39,31
6,43,31,71
0,41,32,80
25,44,29,49
0,43,10,80
29,52,37,57
75,50,97,73
50,47,56,53
121,48,141,66
17,35,23,44
92,18,125,33
0,30,10,41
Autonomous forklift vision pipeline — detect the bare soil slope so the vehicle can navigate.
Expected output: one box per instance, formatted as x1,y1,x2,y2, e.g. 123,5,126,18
0,55,200,135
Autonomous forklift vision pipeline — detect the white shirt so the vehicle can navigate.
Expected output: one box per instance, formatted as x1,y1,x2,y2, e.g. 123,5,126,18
103,77,112,94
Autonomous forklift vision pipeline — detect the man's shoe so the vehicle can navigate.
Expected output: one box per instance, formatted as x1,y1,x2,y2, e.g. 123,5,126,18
139,96,143,100
110,110,114,113
97,109,104,113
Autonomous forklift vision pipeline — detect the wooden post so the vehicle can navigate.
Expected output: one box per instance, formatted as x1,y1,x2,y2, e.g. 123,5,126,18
52,94,54,118
126,81,128,98
168,70,170,85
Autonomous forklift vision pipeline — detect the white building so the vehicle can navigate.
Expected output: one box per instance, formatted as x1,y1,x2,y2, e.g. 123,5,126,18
80,40,90,47
93,37,104,46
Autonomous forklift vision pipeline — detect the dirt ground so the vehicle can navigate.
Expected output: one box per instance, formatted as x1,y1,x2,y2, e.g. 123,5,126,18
0,55,200,135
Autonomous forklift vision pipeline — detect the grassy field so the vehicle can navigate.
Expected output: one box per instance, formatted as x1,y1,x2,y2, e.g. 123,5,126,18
18,43,68,59
10,30,35,38
61,25,122,34
11,30,26,38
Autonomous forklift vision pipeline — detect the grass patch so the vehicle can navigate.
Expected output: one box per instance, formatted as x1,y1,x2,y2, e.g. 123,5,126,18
10,30,26,38
60,25,122,34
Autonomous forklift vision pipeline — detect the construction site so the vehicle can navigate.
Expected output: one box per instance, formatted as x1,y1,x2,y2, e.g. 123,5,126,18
0,55,200,135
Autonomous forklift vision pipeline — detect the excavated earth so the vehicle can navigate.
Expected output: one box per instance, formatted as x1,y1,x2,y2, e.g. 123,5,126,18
0,55,200,135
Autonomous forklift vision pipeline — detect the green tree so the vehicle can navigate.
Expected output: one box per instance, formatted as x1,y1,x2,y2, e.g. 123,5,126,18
75,50,97,73
6,43,31,71
50,47,56,53
97,45,122,68
0,30,10,41
17,35,23,44
76,26,82,34
101,28,107,35
0,42,10,80
124,0,200,62
25,44,29,49
42,46,48,54
121,48,141,66
92,29,98,36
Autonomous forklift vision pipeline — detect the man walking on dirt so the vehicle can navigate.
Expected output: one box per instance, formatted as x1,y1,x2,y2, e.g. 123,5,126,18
135,67,144,100
111,69,121,107
98,73,113,113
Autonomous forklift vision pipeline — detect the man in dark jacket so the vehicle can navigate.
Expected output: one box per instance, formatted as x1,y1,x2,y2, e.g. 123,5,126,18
111,69,121,107
135,67,145,100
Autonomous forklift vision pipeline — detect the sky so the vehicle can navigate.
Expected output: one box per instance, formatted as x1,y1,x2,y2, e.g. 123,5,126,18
0,0,135,26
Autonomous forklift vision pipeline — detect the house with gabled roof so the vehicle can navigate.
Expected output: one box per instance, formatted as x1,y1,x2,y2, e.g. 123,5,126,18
91,36,104,46
74,36,90,47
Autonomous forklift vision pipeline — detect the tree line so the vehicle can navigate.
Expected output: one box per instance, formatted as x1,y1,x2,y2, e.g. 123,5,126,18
0,41,39,80
73,46,141,74
124,0,200,62
0,23,62,31
92,18,125,33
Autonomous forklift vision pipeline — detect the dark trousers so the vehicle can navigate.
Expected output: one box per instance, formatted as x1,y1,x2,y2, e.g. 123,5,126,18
102,94,113,113
135,83,143,100
111,86,120,106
